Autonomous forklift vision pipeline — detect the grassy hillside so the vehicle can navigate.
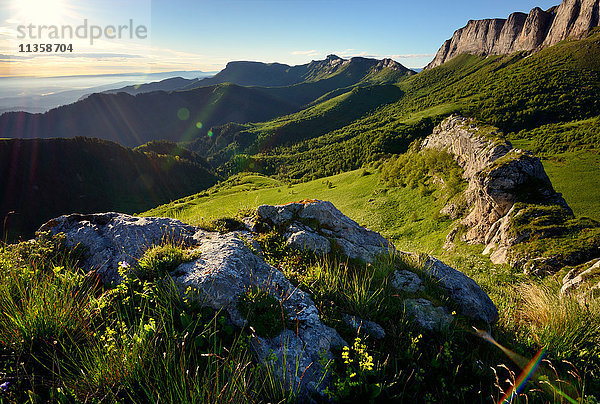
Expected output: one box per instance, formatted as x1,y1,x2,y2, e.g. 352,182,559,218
4,216,599,402
541,152,600,221
205,33,600,183
0,83,299,148
143,169,455,255
189,85,405,168
0,138,219,241
140,169,600,402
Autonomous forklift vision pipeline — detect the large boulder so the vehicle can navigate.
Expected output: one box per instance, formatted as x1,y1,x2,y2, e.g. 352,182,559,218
422,257,499,324
423,115,572,271
40,212,344,397
255,200,393,262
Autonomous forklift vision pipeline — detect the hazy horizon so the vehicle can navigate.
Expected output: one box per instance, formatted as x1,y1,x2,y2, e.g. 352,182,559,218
0,0,557,78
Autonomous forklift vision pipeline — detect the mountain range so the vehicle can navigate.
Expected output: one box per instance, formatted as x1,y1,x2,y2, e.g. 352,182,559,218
1,0,599,242
0,55,414,149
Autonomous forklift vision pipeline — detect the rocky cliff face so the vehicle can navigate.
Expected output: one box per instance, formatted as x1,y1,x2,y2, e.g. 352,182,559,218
422,116,572,267
426,0,600,69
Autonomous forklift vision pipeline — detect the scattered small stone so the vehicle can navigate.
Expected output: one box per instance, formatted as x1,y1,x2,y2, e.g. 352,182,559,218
390,270,424,294
404,298,453,331
342,314,386,340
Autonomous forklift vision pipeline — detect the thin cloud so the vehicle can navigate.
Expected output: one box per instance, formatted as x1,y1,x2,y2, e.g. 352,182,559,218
291,50,320,56
0,26,17,36
0,53,30,60
391,53,435,59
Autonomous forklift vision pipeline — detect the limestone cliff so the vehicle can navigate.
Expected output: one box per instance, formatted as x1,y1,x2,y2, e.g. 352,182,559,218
425,0,600,69
422,115,572,267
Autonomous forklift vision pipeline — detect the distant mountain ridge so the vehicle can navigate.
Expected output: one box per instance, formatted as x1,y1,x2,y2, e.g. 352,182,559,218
426,0,600,69
101,77,200,96
0,55,413,148
0,83,299,148
193,54,414,88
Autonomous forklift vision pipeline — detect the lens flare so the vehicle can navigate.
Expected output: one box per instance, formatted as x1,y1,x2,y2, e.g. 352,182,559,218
177,108,190,120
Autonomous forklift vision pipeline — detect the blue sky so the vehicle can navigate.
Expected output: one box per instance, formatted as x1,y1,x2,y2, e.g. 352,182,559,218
0,0,557,77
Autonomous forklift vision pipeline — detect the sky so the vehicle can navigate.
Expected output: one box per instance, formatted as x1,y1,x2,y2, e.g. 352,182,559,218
0,0,558,77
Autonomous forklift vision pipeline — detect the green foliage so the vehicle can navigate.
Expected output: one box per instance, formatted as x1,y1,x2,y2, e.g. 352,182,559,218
326,337,381,401
0,234,98,402
237,287,288,338
134,139,213,169
135,242,200,281
0,235,307,403
508,203,600,267
203,217,247,234
538,152,600,221
380,146,466,199
512,116,600,155
0,137,219,242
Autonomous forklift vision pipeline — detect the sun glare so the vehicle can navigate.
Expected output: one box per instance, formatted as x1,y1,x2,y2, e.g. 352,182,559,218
13,0,70,24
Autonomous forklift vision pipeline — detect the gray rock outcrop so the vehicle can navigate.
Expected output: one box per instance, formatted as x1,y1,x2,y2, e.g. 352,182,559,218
254,200,394,262
423,115,571,268
425,0,600,69
404,298,454,332
38,200,499,396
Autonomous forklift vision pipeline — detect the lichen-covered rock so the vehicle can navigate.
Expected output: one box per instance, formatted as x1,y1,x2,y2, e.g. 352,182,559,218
404,298,454,331
423,257,499,324
39,212,344,398
38,212,201,283
256,203,303,226
284,223,331,255
391,270,424,293
255,200,393,262
561,258,600,296
342,314,386,340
